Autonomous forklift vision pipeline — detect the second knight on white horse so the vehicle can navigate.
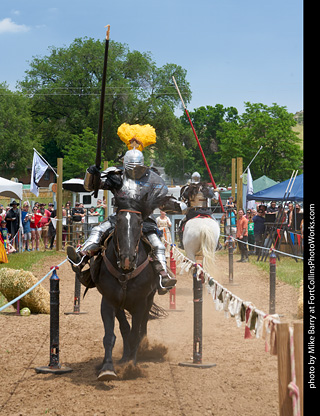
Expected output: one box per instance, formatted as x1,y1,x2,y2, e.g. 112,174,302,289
178,172,220,248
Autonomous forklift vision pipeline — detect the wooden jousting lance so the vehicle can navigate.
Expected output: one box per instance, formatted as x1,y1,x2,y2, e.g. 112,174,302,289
94,24,110,198
172,76,225,212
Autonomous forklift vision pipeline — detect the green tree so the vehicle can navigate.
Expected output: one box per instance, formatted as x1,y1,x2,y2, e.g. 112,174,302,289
19,38,191,167
152,104,195,182
180,104,239,183
0,82,38,177
218,102,303,182
63,128,105,179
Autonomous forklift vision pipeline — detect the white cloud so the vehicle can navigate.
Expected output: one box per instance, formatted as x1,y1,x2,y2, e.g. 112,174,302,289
0,18,30,34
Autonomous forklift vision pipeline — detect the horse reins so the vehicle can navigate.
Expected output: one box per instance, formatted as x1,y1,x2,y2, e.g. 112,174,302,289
118,209,142,215
105,208,149,309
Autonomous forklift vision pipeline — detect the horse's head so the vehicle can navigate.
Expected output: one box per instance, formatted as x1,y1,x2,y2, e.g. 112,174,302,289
114,208,143,270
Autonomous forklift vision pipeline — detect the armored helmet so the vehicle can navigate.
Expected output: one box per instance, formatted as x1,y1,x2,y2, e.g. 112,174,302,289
123,148,147,179
191,172,201,183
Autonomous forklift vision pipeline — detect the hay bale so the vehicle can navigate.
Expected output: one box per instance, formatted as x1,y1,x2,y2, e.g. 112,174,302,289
297,279,303,319
0,268,50,314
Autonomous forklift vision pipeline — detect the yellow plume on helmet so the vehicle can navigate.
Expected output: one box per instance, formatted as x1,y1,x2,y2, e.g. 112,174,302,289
117,123,156,151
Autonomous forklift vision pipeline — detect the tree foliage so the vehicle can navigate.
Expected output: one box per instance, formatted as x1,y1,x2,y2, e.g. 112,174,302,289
1,37,302,184
62,128,105,179
18,38,191,178
0,82,39,177
218,102,302,182
178,105,239,184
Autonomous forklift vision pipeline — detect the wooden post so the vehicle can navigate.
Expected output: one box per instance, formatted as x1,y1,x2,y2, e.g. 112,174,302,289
277,323,293,415
236,157,243,211
231,158,236,201
104,161,108,219
56,158,63,251
294,322,303,416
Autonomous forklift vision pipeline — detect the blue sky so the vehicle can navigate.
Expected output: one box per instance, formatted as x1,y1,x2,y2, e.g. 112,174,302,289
0,0,303,115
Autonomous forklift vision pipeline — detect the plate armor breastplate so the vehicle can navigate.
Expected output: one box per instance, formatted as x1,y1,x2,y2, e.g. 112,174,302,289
189,191,208,208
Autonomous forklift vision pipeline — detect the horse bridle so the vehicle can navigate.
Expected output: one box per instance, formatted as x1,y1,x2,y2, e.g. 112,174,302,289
113,209,143,268
103,208,149,309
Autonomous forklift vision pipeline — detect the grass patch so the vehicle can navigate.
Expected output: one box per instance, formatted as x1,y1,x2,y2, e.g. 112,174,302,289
250,256,303,287
216,249,303,288
0,250,66,272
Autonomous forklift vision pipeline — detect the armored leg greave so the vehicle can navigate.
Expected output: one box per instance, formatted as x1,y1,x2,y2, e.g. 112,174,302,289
145,232,167,272
145,232,176,289
81,219,113,255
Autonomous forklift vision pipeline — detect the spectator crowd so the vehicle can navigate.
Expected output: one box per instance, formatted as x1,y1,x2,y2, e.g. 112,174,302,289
0,199,106,262
0,194,303,264
221,199,303,262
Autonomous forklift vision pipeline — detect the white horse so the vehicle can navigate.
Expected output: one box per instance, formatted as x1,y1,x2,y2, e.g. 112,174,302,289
183,217,220,272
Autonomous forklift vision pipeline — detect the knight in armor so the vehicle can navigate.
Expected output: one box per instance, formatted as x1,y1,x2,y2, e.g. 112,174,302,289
178,172,220,247
67,123,187,292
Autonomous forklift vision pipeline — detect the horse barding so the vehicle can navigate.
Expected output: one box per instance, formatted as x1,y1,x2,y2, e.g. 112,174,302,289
182,214,220,273
89,190,177,381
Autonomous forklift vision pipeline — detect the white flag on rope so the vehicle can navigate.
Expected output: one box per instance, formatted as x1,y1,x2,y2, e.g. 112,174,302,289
246,167,256,210
30,151,48,196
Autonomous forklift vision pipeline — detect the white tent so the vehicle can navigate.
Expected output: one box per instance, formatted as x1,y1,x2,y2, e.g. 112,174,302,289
0,176,23,200
62,178,86,193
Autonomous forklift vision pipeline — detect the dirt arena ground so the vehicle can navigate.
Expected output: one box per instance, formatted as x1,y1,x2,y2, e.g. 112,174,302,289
0,250,301,416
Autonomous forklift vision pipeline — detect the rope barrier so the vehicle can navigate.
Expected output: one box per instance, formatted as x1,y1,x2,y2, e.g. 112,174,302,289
167,242,281,350
220,233,304,260
0,258,68,312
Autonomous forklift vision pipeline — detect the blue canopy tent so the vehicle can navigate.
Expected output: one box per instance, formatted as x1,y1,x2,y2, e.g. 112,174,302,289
247,174,303,201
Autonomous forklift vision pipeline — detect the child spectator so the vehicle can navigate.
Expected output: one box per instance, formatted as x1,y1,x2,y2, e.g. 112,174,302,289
0,220,9,250
0,226,8,263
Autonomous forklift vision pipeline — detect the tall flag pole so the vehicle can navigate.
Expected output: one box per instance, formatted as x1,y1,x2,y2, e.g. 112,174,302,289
172,76,224,212
94,24,110,198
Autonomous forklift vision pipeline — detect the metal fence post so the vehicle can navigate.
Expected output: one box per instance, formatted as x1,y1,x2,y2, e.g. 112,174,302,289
169,247,176,310
35,266,72,375
228,236,234,283
269,250,276,314
179,262,216,369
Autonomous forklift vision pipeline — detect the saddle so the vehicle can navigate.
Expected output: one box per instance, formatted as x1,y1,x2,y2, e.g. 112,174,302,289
181,211,214,232
89,231,155,287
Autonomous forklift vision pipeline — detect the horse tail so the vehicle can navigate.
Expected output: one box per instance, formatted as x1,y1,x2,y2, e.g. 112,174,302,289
200,226,218,271
149,302,168,320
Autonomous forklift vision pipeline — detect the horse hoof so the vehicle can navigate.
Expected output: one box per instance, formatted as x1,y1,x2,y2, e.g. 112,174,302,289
117,357,129,364
97,369,118,381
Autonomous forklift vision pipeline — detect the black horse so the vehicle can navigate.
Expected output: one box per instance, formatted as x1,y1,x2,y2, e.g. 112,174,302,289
91,197,161,381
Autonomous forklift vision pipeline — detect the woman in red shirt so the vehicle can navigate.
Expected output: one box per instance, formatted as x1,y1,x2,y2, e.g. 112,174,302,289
37,204,51,250
30,207,42,251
